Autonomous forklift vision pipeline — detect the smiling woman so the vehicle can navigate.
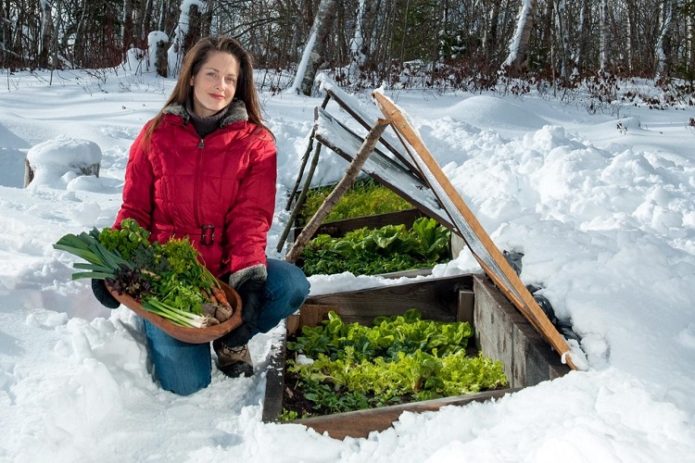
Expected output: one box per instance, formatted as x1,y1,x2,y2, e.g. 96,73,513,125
88,36,310,395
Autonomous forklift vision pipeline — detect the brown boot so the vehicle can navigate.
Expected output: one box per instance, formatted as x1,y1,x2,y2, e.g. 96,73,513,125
213,341,254,378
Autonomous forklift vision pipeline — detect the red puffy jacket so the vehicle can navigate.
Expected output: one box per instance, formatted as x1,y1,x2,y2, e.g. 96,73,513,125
114,101,277,278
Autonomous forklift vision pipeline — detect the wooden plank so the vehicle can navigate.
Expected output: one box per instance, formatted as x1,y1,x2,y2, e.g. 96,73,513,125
373,91,577,370
261,321,288,423
473,276,570,387
293,208,425,238
305,274,473,325
296,387,520,440
314,108,455,231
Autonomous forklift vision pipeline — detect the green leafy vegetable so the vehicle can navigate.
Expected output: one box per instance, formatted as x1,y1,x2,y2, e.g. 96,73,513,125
302,217,451,275
301,178,412,223
54,219,230,328
285,310,507,417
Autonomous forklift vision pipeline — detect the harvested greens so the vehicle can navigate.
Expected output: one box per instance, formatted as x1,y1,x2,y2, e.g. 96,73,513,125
54,219,233,328
282,309,508,419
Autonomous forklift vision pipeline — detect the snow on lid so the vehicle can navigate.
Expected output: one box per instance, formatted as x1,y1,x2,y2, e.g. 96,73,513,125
27,136,102,167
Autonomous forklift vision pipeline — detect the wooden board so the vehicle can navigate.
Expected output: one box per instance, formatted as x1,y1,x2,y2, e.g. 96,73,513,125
106,281,242,344
373,91,577,370
293,208,425,238
303,274,473,325
297,388,519,440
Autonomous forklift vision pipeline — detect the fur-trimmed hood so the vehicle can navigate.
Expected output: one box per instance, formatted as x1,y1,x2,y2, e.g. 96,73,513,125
161,99,248,127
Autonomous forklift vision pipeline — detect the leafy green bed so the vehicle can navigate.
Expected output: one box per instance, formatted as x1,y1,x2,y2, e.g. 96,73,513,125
281,309,507,421
301,217,451,276
301,178,412,223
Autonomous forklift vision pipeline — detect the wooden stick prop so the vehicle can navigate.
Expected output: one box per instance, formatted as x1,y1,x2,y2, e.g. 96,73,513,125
373,91,578,370
285,117,390,263
276,142,323,253
285,93,332,210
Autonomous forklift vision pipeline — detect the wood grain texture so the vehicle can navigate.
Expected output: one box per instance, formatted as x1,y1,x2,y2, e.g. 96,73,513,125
297,388,520,440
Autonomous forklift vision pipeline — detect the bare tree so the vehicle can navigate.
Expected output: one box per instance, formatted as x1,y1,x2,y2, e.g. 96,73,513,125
501,0,537,73
655,0,673,76
38,0,54,68
291,0,338,95
599,0,609,71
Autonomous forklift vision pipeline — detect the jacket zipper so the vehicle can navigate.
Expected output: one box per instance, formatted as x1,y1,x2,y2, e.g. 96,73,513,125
193,138,204,233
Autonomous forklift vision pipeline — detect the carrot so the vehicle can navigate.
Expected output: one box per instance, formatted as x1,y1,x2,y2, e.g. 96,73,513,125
211,287,231,309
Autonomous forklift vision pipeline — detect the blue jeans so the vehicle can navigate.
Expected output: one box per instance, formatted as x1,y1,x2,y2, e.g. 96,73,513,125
143,259,310,395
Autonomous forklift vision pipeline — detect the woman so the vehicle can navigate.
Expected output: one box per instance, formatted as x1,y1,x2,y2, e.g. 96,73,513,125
92,36,310,395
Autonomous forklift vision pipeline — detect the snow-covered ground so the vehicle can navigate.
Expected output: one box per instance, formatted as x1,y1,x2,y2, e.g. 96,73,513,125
0,69,694,462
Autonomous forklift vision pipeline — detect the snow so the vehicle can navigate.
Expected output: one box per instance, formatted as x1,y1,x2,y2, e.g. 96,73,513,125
26,136,102,189
1,69,695,462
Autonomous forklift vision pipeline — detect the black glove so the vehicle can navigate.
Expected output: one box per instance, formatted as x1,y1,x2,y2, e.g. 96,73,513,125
91,279,120,309
220,277,266,347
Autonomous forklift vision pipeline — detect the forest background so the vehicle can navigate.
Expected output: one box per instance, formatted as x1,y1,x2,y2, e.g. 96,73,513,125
1,0,695,101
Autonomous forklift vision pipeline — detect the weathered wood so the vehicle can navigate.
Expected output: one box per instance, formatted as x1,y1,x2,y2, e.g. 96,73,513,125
261,320,288,423
285,93,332,211
297,388,520,440
293,208,424,238
304,274,473,325
277,140,323,253
473,275,570,387
286,117,390,263
458,289,475,325
373,91,577,370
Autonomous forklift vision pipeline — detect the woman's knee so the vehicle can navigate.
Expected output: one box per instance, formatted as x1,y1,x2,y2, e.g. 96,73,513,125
267,259,310,308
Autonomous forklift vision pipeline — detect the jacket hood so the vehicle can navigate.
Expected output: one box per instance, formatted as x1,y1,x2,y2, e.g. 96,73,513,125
162,99,248,127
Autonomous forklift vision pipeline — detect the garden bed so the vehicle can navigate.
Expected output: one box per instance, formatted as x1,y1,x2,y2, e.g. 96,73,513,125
262,274,570,439
291,179,452,277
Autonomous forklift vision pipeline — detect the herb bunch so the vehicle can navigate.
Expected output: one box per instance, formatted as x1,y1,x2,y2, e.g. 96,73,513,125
54,219,232,328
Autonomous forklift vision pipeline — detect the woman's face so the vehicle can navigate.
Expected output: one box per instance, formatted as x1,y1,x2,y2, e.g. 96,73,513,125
190,51,240,118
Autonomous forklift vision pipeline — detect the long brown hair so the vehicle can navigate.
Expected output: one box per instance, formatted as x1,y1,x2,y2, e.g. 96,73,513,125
145,36,268,142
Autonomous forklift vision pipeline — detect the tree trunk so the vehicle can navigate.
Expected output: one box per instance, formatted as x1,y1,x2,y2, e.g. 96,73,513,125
625,0,634,73
599,0,609,71
555,0,570,79
74,0,89,66
1,0,12,66
655,0,673,77
293,0,338,96
688,11,694,73
122,0,134,52
138,0,153,42
501,0,536,73
484,0,502,60
38,0,54,68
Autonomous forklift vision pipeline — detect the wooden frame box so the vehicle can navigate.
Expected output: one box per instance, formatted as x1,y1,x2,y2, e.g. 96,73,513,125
262,274,569,439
